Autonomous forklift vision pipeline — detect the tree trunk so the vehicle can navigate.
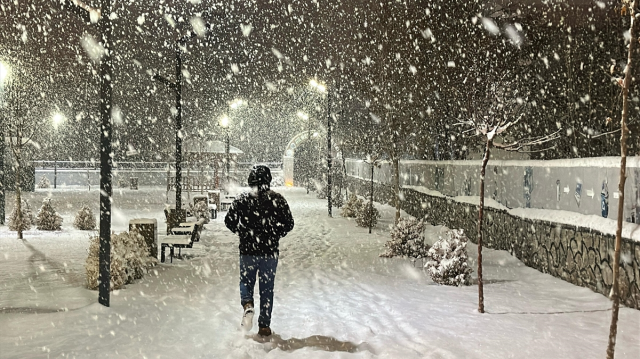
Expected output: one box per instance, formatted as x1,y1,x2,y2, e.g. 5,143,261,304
477,139,491,314
606,4,638,358
369,163,374,234
393,156,400,224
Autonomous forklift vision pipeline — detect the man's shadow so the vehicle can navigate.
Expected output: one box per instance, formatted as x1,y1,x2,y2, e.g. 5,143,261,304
247,333,372,354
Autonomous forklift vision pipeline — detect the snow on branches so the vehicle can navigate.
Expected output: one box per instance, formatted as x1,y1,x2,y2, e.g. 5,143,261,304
356,201,381,228
36,198,63,231
37,176,51,189
381,216,429,259
341,194,363,218
85,230,156,291
8,198,34,233
74,205,96,230
425,229,473,286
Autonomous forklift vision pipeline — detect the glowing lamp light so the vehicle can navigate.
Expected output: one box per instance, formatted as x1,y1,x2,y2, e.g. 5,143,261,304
285,180,294,187
230,98,246,109
52,113,66,129
0,62,9,84
297,111,308,120
219,115,230,128
309,78,326,93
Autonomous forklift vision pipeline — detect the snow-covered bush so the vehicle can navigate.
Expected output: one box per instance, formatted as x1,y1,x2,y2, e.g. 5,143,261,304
316,183,327,199
190,200,210,224
425,229,473,286
8,198,34,232
74,205,96,230
356,201,381,228
341,194,363,218
85,229,157,291
332,190,344,208
381,217,429,259
37,176,50,189
36,198,63,231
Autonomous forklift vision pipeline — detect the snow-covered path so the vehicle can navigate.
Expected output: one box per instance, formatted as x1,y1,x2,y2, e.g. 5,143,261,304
0,187,638,358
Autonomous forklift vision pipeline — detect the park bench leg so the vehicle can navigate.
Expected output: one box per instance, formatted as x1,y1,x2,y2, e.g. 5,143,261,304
161,245,166,263
170,247,174,263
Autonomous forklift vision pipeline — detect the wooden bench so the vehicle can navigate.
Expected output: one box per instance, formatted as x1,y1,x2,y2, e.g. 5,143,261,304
159,222,201,263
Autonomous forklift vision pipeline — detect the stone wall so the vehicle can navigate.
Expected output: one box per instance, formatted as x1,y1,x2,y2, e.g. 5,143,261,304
346,177,640,310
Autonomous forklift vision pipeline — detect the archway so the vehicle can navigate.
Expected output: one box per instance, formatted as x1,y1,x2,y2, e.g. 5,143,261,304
283,131,322,187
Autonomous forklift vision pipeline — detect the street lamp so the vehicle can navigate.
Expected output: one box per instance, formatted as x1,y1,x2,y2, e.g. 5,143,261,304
309,78,332,217
218,114,230,188
51,112,66,189
0,61,10,225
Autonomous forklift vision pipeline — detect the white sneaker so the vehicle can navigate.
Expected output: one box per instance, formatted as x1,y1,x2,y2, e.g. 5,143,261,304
241,304,254,331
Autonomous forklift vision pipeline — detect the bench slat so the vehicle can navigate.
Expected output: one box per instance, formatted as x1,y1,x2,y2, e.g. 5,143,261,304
159,235,191,245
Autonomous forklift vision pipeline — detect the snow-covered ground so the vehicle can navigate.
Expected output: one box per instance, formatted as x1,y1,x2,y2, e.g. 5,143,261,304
0,187,639,358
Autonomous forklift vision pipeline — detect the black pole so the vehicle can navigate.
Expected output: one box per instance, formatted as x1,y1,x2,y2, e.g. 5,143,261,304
369,163,374,234
0,105,4,225
175,48,182,212
307,116,311,194
327,88,332,217
54,160,57,189
225,132,230,185
98,0,113,307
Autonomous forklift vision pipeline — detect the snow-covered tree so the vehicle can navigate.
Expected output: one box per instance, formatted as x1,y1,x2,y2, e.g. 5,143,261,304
425,229,473,287
37,176,50,189
74,205,96,230
8,198,33,233
36,198,63,231
341,194,363,218
381,217,429,259
356,201,380,229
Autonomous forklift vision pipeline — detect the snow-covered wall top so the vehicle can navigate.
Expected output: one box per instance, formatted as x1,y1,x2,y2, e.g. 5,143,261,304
345,157,640,224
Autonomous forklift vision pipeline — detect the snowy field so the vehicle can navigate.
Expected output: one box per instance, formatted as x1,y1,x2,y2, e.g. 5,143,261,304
0,187,639,358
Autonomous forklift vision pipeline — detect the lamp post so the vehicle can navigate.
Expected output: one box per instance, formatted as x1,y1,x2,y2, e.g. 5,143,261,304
309,79,331,217
51,112,66,189
0,61,9,225
153,17,220,212
218,114,230,187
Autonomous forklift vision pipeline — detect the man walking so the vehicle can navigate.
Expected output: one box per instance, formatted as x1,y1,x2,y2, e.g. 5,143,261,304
225,165,294,337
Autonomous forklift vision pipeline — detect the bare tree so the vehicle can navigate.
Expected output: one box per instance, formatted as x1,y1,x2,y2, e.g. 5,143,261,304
457,73,560,313
4,68,40,240
606,2,639,358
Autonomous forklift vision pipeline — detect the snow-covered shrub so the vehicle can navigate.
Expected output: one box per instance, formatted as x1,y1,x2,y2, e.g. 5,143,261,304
190,200,210,224
8,198,34,232
118,178,128,188
425,229,473,286
316,183,327,199
36,198,63,231
74,205,96,230
381,217,429,259
332,190,344,208
37,176,50,189
356,201,381,228
85,229,156,291
341,194,363,218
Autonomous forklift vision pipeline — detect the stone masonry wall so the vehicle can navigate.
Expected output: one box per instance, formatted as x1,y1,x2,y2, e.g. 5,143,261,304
346,177,640,310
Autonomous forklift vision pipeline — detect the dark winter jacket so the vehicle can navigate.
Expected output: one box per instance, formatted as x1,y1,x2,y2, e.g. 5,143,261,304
224,189,294,257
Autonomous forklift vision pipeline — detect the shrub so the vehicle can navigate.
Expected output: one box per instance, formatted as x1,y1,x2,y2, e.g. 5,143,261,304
381,217,429,259
425,229,473,286
356,201,381,228
36,198,63,231
332,190,344,208
74,205,96,230
37,176,51,189
85,230,157,291
341,194,363,218
8,198,34,232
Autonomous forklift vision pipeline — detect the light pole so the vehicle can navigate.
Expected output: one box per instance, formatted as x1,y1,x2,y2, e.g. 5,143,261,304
309,78,331,217
0,61,9,225
51,112,66,189
218,114,230,188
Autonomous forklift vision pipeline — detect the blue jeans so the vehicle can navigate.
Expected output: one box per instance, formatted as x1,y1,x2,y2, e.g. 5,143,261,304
239,255,278,328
